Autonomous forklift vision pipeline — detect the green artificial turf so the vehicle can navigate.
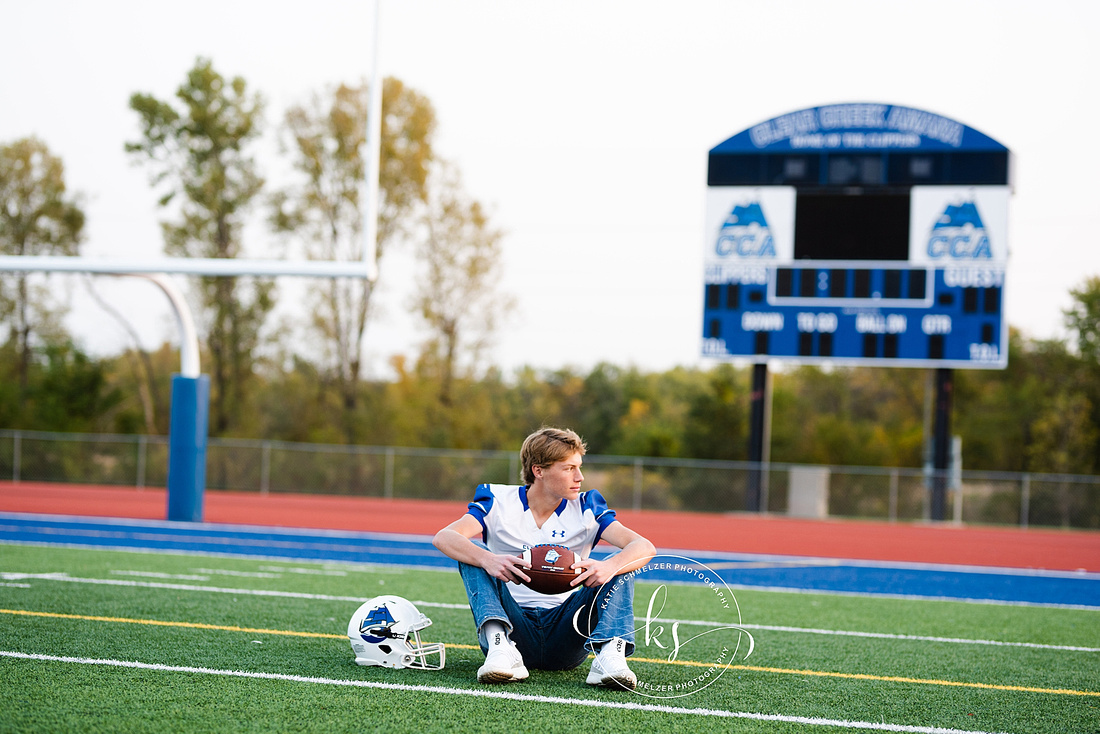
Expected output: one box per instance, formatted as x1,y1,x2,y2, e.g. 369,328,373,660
0,543,1097,733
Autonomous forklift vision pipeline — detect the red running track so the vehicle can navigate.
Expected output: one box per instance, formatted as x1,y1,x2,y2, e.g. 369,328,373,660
1,481,1098,572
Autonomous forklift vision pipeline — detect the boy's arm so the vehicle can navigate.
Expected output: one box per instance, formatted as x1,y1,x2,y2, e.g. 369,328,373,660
432,514,531,584
571,520,656,588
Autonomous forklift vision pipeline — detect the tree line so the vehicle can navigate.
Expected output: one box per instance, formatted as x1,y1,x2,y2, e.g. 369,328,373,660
2,58,1099,476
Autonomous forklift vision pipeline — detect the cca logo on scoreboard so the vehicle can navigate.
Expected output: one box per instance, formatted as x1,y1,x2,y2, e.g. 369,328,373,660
926,200,992,260
715,201,776,259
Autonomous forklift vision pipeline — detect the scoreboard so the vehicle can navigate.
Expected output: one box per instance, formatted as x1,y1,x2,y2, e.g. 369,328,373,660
702,104,1012,369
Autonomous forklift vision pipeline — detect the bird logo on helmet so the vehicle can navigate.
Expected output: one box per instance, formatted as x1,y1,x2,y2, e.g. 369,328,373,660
347,595,446,670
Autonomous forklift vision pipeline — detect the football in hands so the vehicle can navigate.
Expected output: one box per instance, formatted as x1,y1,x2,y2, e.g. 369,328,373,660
518,544,582,594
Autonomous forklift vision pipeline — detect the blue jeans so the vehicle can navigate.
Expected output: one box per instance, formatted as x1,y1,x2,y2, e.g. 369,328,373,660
457,541,636,671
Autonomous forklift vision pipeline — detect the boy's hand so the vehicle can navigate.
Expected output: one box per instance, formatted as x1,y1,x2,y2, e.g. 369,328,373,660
570,557,619,588
484,553,531,585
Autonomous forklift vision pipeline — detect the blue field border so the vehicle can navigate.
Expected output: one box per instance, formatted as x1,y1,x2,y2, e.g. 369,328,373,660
1,512,1097,609
0,513,454,568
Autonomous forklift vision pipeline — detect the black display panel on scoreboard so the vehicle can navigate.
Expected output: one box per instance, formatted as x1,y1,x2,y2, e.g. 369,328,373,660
794,193,911,261
703,104,1011,369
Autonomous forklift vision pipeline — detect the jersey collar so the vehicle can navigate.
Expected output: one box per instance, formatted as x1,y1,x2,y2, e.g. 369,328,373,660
518,485,569,516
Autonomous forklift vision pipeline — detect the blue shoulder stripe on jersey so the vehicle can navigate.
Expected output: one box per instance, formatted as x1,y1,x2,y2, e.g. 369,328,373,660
581,489,617,546
466,484,495,538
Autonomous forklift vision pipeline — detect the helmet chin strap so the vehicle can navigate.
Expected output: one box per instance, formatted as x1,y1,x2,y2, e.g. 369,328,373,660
365,626,400,639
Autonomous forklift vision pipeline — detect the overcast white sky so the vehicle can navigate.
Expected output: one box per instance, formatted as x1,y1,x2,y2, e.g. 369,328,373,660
3,0,1098,378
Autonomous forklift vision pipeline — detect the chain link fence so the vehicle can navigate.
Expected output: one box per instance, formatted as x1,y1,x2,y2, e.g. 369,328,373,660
2,429,1098,529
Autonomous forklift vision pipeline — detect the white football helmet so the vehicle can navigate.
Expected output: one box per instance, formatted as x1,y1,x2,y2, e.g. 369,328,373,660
347,595,445,670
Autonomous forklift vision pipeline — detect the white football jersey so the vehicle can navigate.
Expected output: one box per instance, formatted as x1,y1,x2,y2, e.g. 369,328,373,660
467,483,618,608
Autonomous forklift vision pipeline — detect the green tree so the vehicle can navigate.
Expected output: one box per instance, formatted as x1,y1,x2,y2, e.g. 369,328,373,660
0,137,85,391
271,78,436,440
954,330,1096,472
24,342,126,432
572,364,631,454
767,365,925,467
1065,275,1100,365
411,160,512,409
682,363,748,460
1027,390,1098,526
1027,391,1097,475
1062,275,1100,466
500,365,589,445
126,57,273,436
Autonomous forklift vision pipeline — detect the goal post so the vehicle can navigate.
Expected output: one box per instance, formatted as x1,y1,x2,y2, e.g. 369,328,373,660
0,255,375,279
0,255,375,522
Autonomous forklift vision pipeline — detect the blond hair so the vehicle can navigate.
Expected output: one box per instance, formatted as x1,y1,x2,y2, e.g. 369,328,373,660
520,427,587,484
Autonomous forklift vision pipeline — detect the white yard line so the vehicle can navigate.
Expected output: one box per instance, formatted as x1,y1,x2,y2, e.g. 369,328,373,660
0,650,1013,734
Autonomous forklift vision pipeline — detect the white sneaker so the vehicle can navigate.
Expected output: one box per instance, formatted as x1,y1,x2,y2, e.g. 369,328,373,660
477,643,529,684
586,637,637,690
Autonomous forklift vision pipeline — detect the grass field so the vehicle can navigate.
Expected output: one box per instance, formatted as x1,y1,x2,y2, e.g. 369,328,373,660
1,543,1098,733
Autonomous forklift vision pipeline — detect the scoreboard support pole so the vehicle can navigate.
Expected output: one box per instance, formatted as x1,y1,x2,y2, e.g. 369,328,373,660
930,368,954,521
747,363,771,512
